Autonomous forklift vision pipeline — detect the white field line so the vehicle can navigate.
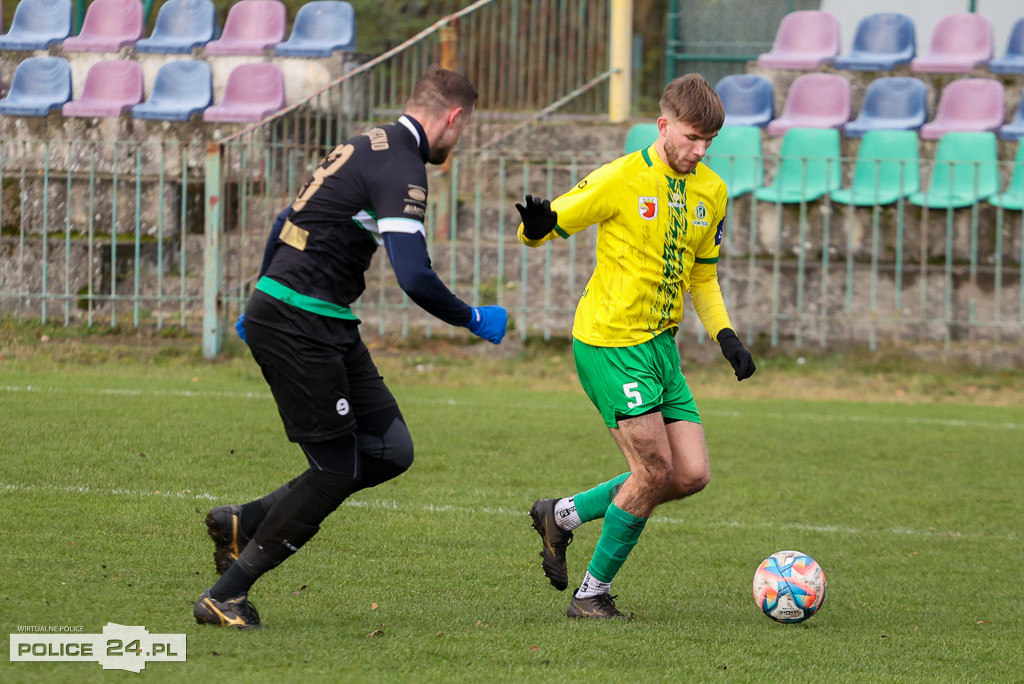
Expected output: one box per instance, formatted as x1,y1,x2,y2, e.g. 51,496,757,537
2,383,1023,430
0,481,1012,542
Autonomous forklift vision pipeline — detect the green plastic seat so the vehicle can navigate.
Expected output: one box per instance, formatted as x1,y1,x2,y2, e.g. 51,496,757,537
831,129,920,206
703,125,764,198
754,128,841,203
623,123,659,154
908,132,999,209
988,142,1024,210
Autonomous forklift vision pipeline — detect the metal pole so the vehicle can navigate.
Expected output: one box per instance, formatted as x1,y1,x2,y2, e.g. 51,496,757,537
203,142,223,359
609,0,632,122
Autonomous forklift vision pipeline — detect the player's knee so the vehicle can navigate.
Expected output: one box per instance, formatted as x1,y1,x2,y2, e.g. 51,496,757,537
356,416,414,487
665,467,710,501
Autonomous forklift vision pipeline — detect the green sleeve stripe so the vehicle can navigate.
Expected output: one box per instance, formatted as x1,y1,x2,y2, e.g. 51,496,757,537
694,256,719,264
554,225,570,239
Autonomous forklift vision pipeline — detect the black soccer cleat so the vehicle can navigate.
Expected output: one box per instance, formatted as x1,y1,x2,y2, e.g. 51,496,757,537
194,590,262,629
205,504,249,575
567,593,632,621
529,498,573,591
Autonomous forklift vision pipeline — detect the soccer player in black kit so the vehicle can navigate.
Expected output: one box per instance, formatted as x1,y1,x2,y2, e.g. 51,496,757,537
194,67,507,629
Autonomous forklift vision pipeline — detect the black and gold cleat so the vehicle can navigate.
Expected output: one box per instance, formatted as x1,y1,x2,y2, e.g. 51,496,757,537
529,498,573,591
205,505,249,575
566,593,632,621
194,590,262,629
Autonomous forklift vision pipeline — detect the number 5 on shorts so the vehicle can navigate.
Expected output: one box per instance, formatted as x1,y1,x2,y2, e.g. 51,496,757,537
622,381,642,409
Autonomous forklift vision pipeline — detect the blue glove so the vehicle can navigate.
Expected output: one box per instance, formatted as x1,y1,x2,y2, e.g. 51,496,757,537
235,313,248,344
466,306,508,344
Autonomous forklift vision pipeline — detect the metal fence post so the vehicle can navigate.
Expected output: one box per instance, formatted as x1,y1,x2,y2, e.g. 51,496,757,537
203,142,224,359
609,0,632,122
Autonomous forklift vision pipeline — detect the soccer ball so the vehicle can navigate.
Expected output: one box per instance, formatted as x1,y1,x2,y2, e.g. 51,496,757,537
752,550,826,623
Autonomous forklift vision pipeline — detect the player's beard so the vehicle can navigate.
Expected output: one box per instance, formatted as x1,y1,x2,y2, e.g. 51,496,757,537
429,145,452,165
663,137,699,175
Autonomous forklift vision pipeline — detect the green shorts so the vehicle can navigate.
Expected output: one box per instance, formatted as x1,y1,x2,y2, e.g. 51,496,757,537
573,332,701,429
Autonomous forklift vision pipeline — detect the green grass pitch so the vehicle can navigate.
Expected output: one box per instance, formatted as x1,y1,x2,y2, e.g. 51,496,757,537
1,354,1022,682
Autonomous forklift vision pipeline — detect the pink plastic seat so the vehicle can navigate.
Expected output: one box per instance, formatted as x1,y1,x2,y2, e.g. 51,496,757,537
61,0,144,52
756,10,840,69
204,0,286,55
62,59,143,117
918,78,1005,140
203,62,285,122
765,73,851,136
911,13,993,73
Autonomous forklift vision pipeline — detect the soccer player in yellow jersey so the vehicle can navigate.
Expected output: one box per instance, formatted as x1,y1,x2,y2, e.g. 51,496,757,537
518,74,755,620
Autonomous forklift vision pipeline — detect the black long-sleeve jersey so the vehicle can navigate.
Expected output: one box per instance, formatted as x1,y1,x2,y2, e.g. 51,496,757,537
260,115,472,326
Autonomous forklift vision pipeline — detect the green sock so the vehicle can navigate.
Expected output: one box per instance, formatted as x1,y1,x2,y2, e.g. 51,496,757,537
572,472,629,523
586,502,648,583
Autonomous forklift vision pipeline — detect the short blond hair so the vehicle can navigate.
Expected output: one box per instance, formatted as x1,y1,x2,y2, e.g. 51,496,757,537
659,73,724,133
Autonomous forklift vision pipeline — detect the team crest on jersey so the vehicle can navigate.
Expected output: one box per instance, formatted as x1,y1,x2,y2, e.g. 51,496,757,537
693,201,709,227
639,196,658,220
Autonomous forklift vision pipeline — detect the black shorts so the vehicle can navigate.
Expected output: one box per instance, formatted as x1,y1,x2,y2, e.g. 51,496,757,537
243,289,398,443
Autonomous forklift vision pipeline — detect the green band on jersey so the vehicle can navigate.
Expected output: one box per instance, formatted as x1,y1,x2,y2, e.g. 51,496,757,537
694,256,719,264
554,225,570,239
255,277,359,320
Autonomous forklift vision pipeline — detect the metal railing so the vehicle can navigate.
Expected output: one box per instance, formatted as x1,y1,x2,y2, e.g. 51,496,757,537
4,144,1023,349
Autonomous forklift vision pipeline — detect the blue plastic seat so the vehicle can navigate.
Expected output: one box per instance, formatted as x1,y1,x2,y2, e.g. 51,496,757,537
0,56,71,116
831,130,920,206
989,17,1024,74
754,128,841,203
716,74,774,128
0,0,73,51
275,0,355,57
843,77,928,138
908,132,999,209
999,94,1024,142
834,12,915,71
131,59,212,121
623,123,658,154
703,125,763,198
135,0,216,54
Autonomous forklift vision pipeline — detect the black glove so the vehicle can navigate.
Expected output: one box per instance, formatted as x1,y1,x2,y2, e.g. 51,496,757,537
515,195,558,240
718,328,755,381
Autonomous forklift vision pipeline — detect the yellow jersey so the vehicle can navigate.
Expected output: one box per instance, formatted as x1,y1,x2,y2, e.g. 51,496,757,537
518,144,734,347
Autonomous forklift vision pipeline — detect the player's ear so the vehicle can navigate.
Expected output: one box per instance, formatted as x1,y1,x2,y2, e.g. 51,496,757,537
657,116,669,136
447,106,465,128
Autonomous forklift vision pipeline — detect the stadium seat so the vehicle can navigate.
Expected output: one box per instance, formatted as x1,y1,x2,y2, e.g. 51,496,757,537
756,10,840,70
911,13,993,73
135,0,216,54
716,74,774,128
908,132,999,209
988,142,1024,210
989,17,1024,74
765,73,850,137
918,78,1004,141
753,127,841,203
61,0,144,52
831,130,920,206
999,94,1024,141
203,63,285,122
843,76,928,138
0,55,71,116
204,0,286,56
275,0,355,57
833,12,915,71
131,59,212,121
0,0,73,51
623,123,658,154
62,59,143,117
702,125,763,198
